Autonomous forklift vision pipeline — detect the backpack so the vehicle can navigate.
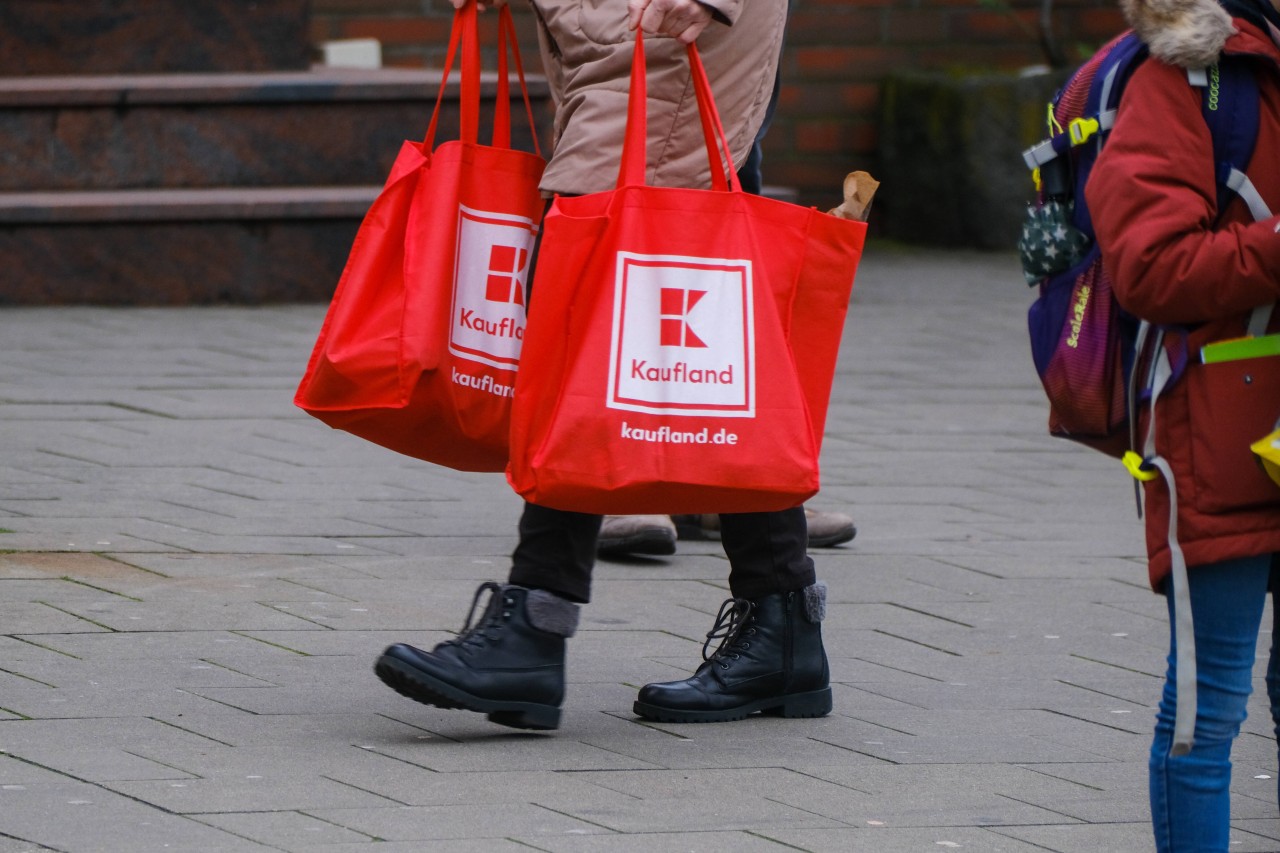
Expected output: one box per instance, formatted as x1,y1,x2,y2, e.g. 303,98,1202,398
1018,30,1262,462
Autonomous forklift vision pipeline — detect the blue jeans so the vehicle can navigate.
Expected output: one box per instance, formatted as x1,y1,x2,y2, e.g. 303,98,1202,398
1150,553,1280,852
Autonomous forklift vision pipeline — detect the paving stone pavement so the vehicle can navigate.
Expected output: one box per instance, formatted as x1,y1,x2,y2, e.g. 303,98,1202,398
1,245,1277,853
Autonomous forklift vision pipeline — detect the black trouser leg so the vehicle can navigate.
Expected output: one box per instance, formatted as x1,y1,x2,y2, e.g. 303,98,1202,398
509,502,601,604
718,506,815,600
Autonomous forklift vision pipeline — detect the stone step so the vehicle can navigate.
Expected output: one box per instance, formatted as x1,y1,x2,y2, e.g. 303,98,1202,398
0,68,549,192
0,186,379,305
0,186,379,224
0,0,310,75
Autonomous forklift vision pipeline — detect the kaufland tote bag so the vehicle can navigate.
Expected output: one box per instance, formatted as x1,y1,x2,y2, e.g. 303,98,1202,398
505,33,867,513
294,2,544,472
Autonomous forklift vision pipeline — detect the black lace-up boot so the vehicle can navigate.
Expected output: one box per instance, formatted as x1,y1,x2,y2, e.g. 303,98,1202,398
375,582,579,731
633,582,831,723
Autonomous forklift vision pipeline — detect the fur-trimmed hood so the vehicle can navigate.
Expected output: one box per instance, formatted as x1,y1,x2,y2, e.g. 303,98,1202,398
1121,0,1238,67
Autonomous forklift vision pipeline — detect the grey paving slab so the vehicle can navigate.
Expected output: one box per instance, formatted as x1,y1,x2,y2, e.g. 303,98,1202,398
301,841,533,853
329,764,641,810
104,771,401,814
188,811,375,848
17,631,302,665
1235,819,1280,845
0,779,276,852
103,552,390,581
0,684,256,721
0,839,61,853
303,802,610,842
0,247,1277,851
758,825,1056,852
994,822,1189,852
364,732,662,773
529,832,804,852
546,794,848,834
136,711,425,750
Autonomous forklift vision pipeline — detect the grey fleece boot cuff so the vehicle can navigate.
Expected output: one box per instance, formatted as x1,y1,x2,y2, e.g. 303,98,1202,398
803,581,828,623
522,588,580,638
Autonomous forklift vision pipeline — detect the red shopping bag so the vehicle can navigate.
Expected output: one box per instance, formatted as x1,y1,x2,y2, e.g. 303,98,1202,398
294,3,544,472
506,34,867,513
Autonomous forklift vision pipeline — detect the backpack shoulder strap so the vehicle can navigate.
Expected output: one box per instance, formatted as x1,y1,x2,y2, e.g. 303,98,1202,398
1094,32,1150,137
1196,58,1273,330
1070,32,1151,238
1195,57,1267,219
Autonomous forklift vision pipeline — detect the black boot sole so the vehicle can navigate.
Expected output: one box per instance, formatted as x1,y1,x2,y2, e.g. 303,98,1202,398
374,654,561,731
632,686,832,723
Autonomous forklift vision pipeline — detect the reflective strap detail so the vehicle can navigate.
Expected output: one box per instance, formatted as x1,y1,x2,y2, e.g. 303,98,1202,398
1128,321,1153,452
1187,67,1209,87
1227,167,1275,223
1098,62,1122,124
1128,321,1155,516
1084,60,1125,154
1142,341,1171,464
1147,452,1196,757
1139,344,1196,756
1098,108,1117,134
1248,303,1274,337
1223,170,1276,338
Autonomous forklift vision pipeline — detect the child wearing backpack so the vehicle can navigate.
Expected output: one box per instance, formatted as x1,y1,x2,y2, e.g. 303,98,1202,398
1086,0,1280,848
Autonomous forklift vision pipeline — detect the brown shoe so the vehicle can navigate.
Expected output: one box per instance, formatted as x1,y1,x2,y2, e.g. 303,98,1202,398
596,514,677,557
672,508,856,548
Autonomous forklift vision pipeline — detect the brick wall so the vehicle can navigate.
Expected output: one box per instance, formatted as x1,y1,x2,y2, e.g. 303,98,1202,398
310,0,1126,210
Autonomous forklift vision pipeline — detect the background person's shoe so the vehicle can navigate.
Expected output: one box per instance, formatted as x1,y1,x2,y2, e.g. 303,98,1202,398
596,514,677,557
673,508,857,548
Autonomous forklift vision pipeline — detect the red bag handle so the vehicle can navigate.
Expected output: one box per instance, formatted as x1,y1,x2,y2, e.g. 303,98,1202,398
495,7,542,154
619,30,741,192
422,1,542,157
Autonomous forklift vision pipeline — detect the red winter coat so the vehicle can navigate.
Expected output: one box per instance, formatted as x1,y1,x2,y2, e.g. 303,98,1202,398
1086,11,1280,591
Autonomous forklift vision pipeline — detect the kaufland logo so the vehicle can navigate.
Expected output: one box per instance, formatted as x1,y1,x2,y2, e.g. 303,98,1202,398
606,251,754,417
660,287,708,347
449,205,536,370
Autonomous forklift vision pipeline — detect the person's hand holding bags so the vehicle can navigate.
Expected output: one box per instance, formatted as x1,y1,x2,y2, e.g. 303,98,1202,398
628,0,713,43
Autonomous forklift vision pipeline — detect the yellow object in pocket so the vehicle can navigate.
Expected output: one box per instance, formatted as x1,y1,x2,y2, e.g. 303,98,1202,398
1252,427,1280,488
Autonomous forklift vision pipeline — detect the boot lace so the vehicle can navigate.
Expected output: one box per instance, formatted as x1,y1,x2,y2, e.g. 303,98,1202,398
701,597,755,670
440,581,509,653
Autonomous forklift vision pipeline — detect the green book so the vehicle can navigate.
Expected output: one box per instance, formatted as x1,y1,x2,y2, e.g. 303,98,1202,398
1200,333,1280,365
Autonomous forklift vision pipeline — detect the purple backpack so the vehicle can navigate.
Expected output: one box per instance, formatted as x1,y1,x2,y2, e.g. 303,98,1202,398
1019,30,1259,458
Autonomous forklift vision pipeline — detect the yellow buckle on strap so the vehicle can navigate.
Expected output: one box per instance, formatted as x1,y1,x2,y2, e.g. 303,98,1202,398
1123,451,1159,482
1068,117,1100,146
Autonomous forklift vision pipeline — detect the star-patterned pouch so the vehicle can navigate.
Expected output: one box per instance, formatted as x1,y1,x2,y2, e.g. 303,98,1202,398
1018,199,1090,286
